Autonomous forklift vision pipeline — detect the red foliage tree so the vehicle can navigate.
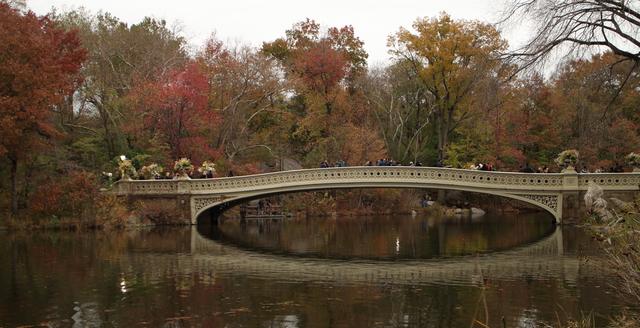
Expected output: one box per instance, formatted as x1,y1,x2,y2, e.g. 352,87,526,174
126,62,220,164
0,4,86,215
293,41,348,114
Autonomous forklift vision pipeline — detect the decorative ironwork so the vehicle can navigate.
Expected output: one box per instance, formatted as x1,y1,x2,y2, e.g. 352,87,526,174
193,196,225,213
515,194,559,212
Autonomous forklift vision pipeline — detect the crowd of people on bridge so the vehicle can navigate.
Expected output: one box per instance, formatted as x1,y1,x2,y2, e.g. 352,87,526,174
513,163,626,173
518,163,548,173
321,158,425,168
372,158,424,166
112,153,638,183
317,160,633,174
471,163,496,171
320,160,348,168
592,164,625,173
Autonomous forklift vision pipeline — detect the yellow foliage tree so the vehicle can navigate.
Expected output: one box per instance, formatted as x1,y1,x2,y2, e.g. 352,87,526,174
388,13,508,163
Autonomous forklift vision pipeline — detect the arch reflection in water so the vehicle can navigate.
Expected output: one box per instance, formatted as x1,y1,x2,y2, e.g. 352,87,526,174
191,214,584,287
203,213,557,259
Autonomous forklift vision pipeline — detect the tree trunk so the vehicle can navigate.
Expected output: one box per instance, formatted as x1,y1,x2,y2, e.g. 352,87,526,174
415,99,422,162
10,156,18,216
436,109,444,164
440,127,449,164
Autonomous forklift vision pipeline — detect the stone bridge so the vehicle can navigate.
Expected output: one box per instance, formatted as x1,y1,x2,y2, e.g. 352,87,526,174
112,166,640,224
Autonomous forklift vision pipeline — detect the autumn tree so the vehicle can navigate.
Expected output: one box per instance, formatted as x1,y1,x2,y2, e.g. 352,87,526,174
0,3,86,215
498,1,640,170
550,52,640,168
293,40,348,115
126,62,219,164
363,62,435,163
197,36,286,166
499,76,560,167
263,19,367,116
471,52,640,170
388,13,508,164
262,19,367,86
55,11,188,159
262,19,375,165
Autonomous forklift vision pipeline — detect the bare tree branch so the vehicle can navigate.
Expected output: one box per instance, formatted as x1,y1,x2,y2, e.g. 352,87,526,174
500,0,640,73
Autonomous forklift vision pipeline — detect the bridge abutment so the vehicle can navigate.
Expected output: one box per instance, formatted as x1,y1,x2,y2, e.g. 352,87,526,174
560,191,581,224
560,170,580,224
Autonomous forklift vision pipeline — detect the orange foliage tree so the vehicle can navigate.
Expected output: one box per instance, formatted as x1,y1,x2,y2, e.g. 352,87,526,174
0,3,86,215
262,19,383,165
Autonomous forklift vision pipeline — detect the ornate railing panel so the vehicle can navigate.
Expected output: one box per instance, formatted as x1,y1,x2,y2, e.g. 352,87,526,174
577,173,640,189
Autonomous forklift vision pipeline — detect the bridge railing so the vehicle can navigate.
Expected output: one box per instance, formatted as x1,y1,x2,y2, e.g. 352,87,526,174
577,173,640,190
111,166,638,196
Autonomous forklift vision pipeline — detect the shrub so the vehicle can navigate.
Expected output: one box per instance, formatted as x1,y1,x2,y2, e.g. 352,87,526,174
555,149,579,168
117,157,137,180
136,200,185,225
198,160,216,175
625,152,640,168
29,171,98,220
139,163,163,179
94,193,130,228
173,158,194,174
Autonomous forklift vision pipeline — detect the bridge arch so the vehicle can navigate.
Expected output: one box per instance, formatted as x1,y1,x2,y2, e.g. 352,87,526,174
192,181,562,224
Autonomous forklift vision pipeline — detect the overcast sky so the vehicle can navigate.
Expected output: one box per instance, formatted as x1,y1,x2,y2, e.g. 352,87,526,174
28,0,522,65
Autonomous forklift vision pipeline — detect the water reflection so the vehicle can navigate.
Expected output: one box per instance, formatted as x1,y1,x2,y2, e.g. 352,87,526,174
207,213,557,259
0,213,627,328
192,223,574,287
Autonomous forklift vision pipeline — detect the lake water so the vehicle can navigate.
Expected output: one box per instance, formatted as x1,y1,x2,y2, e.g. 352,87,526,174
0,212,629,327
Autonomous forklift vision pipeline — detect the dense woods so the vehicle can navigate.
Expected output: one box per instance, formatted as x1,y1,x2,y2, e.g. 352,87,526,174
1,2,639,221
